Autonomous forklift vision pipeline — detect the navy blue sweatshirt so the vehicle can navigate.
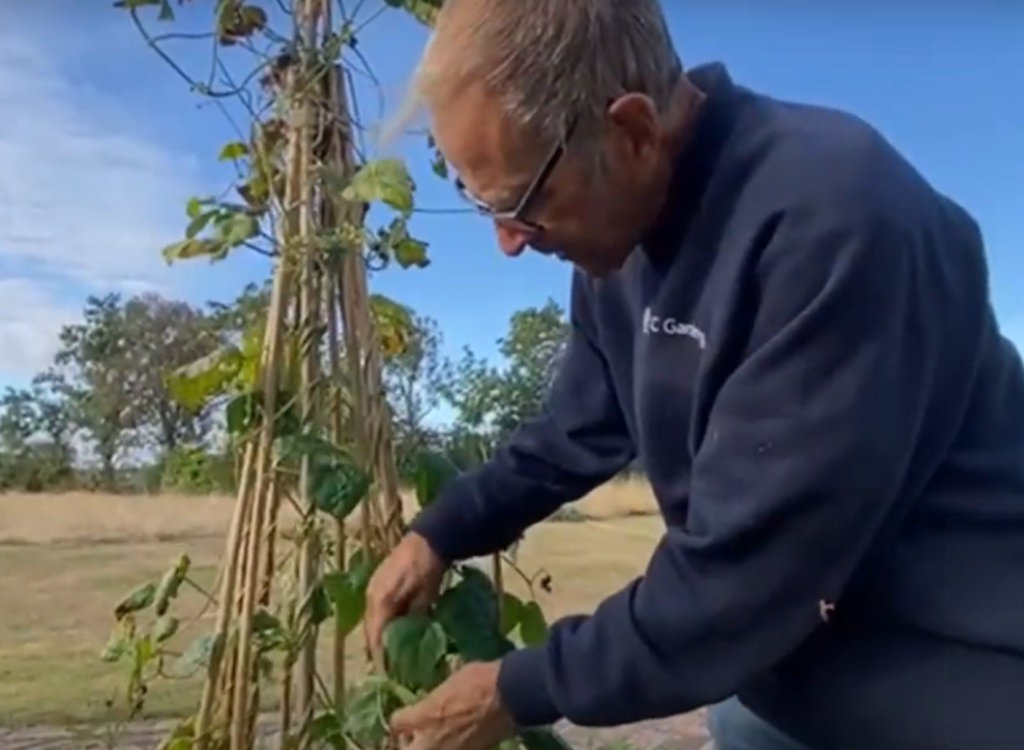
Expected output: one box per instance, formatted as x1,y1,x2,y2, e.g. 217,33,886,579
411,63,1024,750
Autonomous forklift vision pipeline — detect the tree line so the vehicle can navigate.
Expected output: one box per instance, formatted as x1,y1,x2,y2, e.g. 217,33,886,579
0,284,571,494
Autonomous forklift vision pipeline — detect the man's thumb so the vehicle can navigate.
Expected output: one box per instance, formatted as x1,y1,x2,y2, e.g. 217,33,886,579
389,703,424,735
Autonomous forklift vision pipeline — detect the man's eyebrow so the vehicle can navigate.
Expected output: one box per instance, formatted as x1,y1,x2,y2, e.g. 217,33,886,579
476,182,527,212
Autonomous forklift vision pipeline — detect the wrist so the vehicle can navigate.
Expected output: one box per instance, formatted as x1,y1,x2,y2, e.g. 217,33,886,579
498,647,561,727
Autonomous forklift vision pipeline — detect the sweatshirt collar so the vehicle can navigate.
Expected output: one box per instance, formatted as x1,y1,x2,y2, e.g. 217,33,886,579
642,62,742,264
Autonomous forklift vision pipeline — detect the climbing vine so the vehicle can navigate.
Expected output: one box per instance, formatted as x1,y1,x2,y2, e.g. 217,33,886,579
98,2,564,750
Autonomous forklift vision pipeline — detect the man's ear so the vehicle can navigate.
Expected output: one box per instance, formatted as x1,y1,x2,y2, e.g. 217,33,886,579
606,93,660,161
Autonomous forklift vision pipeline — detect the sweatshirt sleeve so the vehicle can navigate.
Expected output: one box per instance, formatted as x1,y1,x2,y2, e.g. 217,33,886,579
497,209,958,727
409,274,635,563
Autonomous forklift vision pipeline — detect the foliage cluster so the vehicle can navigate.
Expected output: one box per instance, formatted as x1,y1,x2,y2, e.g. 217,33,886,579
0,290,570,493
101,454,565,750
85,2,574,750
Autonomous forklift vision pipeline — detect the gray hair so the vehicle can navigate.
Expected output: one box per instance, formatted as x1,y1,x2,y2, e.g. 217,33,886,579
398,0,682,147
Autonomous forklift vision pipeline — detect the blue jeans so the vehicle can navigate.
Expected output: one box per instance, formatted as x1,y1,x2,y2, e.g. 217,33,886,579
707,698,815,750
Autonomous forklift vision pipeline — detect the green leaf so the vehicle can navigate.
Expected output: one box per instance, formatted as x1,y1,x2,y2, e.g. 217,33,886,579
161,238,228,264
218,141,250,161
226,390,299,437
216,211,259,247
308,712,345,750
342,158,415,215
151,616,179,644
225,392,259,434
518,601,548,646
434,567,512,661
217,3,268,43
186,196,204,219
155,718,195,750
371,217,430,269
166,346,244,412
252,608,283,634
252,608,287,652
185,210,216,239
369,293,415,357
499,593,525,636
100,623,132,663
281,433,373,519
157,0,174,21
312,461,371,519
115,582,156,620
237,175,270,209
393,236,429,269
343,679,400,747
173,632,223,677
383,614,448,691
300,583,332,629
411,450,459,509
154,553,190,615
322,553,377,638
391,0,442,26
134,634,157,671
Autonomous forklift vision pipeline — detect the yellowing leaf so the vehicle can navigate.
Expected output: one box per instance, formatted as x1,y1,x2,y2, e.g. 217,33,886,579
342,159,415,215
394,236,429,268
186,196,204,219
369,294,414,357
166,345,244,410
218,141,250,161
162,238,228,264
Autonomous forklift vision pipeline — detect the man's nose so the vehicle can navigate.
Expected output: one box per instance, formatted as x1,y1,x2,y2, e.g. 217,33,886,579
495,222,531,257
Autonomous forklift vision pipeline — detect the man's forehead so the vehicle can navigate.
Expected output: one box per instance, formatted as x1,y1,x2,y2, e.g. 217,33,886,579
431,89,539,206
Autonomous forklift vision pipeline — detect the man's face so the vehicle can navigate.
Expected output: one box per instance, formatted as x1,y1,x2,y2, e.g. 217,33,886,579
430,84,662,277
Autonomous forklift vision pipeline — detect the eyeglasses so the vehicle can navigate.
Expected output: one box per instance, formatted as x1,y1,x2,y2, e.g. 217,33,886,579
454,115,579,234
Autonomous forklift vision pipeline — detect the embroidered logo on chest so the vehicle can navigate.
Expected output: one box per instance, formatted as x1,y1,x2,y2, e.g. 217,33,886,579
641,306,706,349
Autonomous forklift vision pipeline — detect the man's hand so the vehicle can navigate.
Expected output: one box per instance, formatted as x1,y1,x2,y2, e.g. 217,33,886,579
390,661,516,750
364,531,447,667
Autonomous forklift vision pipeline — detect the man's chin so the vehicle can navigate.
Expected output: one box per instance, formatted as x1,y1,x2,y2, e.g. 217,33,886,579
570,252,627,279
571,260,610,279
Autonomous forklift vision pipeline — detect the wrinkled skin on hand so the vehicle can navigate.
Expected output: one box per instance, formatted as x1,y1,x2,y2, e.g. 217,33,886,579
364,531,447,667
390,661,516,750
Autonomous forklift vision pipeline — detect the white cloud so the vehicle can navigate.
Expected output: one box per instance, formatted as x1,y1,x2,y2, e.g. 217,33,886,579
0,21,202,380
0,32,200,283
0,278,80,378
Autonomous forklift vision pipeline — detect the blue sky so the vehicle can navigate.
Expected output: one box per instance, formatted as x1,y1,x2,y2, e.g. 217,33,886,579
0,2,1021,388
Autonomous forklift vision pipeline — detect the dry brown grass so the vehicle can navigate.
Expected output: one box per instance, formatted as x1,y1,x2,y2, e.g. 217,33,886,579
573,476,657,519
0,478,661,727
0,477,656,546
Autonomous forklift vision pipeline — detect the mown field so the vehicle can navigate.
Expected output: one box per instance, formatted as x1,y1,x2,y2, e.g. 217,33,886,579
0,479,663,728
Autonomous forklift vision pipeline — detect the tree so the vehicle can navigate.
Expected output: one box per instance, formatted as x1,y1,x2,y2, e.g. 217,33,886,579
382,313,449,468
0,377,75,491
121,293,220,451
495,299,570,429
206,281,270,342
52,294,140,488
444,299,571,442
28,371,75,469
0,387,37,454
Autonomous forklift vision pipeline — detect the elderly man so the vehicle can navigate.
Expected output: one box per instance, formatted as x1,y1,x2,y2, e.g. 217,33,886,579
364,1,1024,749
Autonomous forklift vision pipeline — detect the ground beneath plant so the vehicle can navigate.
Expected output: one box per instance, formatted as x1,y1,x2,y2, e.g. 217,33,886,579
0,712,709,750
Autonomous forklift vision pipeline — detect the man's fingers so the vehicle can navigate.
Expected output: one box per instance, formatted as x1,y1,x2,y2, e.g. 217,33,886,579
404,732,434,750
389,702,427,735
364,607,388,671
